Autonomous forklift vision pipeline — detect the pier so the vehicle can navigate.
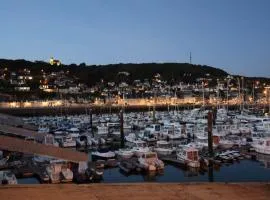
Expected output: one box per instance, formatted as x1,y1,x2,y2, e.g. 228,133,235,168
0,135,88,163
0,125,42,141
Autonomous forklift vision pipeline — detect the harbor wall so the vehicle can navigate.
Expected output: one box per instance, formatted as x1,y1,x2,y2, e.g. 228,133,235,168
0,183,269,200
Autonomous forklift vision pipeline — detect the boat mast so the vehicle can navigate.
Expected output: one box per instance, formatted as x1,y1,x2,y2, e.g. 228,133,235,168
153,89,156,123
120,109,125,148
202,81,205,108
216,79,219,109
226,77,230,112
241,77,244,111
237,77,241,111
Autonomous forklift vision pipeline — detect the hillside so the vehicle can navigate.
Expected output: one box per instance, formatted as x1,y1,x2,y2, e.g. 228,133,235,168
0,59,230,85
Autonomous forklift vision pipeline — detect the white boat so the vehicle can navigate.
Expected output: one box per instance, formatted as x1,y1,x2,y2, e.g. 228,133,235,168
68,127,80,138
131,140,150,157
138,152,164,171
251,131,266,143
138,130,157,142
115,149,134,159
38,124,50,134
0,171,17,185
219,139,234,149
60,135,76,147
252,138,270,155
253,118,270,132
215,135,235,149
176,147,200,168
125,133,137,143
154,140,174,156
92,151,116,160
46,163,61,184
33,155,52,163
43,134,59,147
144,124,161,135
0,158,8,167
76,135,99,147
96,125,109,136
60,167,73,183
160,124,183,140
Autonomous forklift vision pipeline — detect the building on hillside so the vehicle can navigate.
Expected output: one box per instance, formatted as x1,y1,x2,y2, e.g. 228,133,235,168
49,57,61,66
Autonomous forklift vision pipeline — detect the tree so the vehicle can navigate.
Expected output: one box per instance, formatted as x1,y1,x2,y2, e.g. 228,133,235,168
79,63,86,67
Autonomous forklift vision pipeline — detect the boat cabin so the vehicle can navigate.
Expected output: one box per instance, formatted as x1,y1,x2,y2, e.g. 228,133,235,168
178,147,199,162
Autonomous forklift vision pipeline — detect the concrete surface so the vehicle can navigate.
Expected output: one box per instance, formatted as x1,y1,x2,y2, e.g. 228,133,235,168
0,183,269,200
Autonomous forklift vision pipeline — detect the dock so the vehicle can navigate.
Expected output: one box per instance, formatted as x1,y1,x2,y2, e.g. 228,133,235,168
0,125,43,141
0,135,88,163
0,183,269,200
0,113,36,130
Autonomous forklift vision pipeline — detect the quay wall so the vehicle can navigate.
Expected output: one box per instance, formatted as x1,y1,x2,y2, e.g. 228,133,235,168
0,183,269,200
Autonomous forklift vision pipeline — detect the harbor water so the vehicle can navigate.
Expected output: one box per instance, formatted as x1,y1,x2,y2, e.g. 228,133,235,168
18,159,270,184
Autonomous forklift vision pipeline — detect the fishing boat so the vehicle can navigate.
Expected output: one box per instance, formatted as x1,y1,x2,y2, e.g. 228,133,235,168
92,151,116,160
38,124,50,134
125,133,137,143
154,140,174,156
46,163,61,184
138,130,158,142
60,135,76,148
176,147,200,168
76,135,99,147
138,152,164,171
115,149,134,159
60,167,73,183
96,125,109,137
105,159,118,168
118,160,135,173
252,137,270,155
131,140,151,157
0,171,17,185
160,124,182,140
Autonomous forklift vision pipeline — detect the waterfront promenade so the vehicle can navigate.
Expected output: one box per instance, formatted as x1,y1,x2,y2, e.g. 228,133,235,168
0,183,269,200
0,103,268,116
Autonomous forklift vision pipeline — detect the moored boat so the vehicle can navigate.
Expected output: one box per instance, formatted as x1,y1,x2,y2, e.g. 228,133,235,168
176,147,200,168
252,138,270,155
138,152,164,171
92,151,116,160
154,140,174,156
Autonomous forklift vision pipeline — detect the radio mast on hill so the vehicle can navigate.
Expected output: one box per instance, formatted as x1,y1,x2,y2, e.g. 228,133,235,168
189,52,192,64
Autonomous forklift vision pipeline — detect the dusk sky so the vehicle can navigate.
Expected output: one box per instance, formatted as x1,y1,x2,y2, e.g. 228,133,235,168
0,0,269,77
